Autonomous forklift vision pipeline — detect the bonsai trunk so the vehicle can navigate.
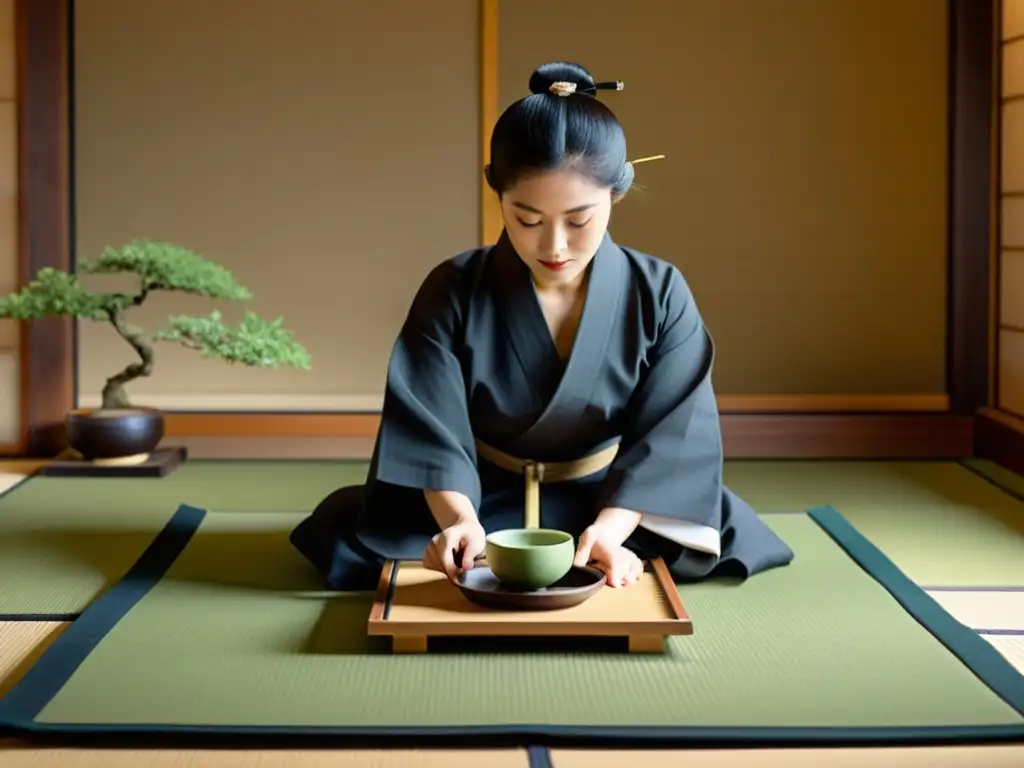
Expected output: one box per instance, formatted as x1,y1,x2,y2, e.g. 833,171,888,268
101,310,155,410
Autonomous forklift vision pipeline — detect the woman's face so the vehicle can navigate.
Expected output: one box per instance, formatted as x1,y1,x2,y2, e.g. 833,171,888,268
499,168,613,288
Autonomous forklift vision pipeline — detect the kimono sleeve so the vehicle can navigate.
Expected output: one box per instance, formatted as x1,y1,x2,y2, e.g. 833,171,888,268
597,267,725,532
371,261,481,508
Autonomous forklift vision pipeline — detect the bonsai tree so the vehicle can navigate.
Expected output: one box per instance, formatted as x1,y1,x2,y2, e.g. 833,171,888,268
0,239,312,410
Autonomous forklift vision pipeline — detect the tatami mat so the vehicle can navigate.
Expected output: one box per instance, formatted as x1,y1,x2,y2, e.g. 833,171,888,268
548,746,1024,767
0,745,530,767
0,473,28,497
926,589,1024,633
985,634,1024,672
2,459,1024,767
0,745,1019,768
0,622,67,698
3,616,528,764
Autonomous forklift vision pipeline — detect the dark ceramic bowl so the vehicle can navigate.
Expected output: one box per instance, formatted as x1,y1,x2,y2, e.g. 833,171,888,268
66,408,164,460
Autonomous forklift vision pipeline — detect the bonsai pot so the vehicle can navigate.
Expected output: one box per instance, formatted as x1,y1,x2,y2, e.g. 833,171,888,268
66,408,165,465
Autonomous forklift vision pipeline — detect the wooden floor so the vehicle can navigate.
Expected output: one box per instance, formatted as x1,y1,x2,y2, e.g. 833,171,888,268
0,457,1022,767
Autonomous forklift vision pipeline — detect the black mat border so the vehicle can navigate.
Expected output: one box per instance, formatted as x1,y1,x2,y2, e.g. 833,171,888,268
805,505,1024,716
0,503,205,721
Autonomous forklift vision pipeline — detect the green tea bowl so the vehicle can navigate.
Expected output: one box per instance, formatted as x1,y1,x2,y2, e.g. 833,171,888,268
484,528,575,591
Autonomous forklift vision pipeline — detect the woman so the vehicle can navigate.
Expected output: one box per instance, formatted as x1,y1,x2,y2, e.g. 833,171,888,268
290,61,795,591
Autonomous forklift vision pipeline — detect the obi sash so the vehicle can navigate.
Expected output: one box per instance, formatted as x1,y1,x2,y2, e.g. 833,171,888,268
474,440,619,529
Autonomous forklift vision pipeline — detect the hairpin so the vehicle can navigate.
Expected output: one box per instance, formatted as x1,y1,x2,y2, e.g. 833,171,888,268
549,80,624,98
630,154,666,165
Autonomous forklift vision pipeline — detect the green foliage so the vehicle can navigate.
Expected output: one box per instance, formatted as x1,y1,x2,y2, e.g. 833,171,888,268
0,267,134,320
79,240,254,301
153,310,312,370
0,240,312,403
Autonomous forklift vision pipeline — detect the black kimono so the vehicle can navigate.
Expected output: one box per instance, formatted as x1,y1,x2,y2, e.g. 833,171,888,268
290,231,794,590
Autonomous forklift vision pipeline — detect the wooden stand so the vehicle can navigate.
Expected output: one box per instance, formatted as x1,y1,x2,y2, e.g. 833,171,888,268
39,446,188,478
367,557,693,654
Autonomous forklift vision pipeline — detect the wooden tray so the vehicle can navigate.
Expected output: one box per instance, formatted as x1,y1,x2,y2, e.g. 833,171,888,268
367,557,693,654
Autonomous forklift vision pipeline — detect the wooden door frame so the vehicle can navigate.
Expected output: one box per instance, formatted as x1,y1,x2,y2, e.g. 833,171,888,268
975,0,1024,477
4,0,1008,462
4,0,73,458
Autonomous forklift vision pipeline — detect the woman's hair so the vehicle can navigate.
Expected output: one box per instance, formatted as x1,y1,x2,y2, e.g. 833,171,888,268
485,61,633,198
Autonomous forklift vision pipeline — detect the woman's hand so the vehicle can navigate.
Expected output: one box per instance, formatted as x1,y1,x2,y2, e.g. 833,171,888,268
422,489,486,582
422,516,487,583
574,520,644,588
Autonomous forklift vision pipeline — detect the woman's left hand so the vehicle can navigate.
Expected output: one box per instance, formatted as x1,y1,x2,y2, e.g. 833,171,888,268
574,523,644,588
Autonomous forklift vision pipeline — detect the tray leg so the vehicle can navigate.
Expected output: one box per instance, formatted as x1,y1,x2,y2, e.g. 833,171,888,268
392,635,428,654
628,635,664,653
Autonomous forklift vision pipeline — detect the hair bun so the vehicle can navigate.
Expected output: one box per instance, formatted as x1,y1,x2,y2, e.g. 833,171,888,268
528,61,624,98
